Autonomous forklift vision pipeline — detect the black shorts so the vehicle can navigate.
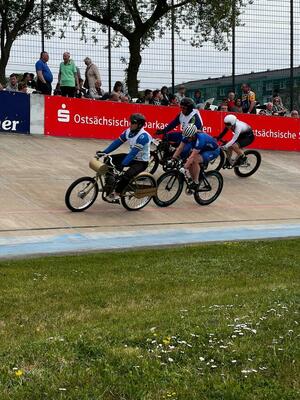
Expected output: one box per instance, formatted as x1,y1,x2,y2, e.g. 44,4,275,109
236,130,255,148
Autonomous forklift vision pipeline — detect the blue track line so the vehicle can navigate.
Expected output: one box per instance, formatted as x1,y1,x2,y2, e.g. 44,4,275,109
0,223,299,259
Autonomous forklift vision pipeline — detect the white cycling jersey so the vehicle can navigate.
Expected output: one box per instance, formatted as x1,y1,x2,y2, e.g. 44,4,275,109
224,120,252,149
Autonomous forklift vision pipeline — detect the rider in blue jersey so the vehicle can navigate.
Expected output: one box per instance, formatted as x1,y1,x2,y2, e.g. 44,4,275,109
156,97,203,159
171,125,220,190
98,113,152,201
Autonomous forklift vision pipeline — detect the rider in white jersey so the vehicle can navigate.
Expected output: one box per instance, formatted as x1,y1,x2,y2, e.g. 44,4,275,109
217,115,255,166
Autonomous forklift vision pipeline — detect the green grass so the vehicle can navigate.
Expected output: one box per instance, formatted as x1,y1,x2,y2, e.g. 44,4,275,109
0,239,299,399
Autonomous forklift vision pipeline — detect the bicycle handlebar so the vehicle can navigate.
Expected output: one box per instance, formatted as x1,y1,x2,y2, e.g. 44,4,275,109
95,153,122,176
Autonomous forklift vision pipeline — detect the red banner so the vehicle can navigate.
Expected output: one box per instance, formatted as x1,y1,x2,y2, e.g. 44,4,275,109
45,96,300,151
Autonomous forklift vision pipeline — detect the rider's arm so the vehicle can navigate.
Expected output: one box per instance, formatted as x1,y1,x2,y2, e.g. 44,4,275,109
121,134,150,166
102,132,127,153
161,115,181,133
217,127,229,140
223,126,242,149
172,141,185,159
194,113,203,130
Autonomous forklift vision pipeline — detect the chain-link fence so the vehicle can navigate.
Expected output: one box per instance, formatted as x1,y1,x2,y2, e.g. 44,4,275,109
5,0,300,109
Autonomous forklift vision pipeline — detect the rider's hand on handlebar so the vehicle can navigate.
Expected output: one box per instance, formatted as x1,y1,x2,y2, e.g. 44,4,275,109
166,158,178,169
96,151,106,158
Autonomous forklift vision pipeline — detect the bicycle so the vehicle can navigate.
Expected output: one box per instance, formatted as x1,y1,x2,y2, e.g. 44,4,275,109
153,159,223,207
147,134,181,174
65,154,157,212
206,139,261,178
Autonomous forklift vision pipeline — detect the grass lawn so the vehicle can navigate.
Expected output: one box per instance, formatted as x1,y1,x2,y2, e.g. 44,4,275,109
0,239,299,400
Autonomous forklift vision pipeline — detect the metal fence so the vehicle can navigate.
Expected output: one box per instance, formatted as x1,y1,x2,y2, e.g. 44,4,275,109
5,0,300,109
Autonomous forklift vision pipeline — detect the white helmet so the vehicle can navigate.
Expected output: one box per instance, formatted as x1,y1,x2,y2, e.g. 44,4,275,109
182,124,197,138
224,115,237,126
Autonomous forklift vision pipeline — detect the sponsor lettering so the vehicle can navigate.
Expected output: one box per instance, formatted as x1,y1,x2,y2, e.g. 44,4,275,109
0,119,20,131
57,104,70,123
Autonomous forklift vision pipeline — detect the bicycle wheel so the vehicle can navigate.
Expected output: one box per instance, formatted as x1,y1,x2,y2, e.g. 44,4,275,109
121,174,156,211
65,177,99,212
205,150,225,171
194,171,223,206
153,171,184,207
147,151,160,174
234,150,261,178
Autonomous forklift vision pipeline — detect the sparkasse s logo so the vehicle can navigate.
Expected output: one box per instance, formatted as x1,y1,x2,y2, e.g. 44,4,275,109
57,104,70,123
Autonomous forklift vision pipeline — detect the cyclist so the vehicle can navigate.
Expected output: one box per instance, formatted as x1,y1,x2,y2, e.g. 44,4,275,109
156,97,203,159
170,125,220,190
97,113,152,201
217,115,254,166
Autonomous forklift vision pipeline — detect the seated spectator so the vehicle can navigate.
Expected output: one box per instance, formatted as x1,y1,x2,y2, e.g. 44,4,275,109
219,104,228,112
231,98,243,113
169,93,179,106
89,79,103,99
150,89,162,105
218,99,228,111
227,91,236,111
265,102,274,116
111,81,125,101
161,86,170,106
18,82,28,93
175,85,186,102
272,97,287,116
270,90,283,106
290,110,299,118
193,89,203,105
108,92,121,102
259,109,267,115
121,94,130,103
136,89,152,104
22,72,36,89
6,73,18,91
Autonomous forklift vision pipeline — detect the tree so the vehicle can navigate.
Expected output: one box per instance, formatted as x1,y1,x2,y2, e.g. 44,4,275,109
69,0,250,96
0,0,56,84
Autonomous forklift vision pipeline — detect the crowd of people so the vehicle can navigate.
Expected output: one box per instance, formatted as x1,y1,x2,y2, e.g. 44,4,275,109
0,51,299,118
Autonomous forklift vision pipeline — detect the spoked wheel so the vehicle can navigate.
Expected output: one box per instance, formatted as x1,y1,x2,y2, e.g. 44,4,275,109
121,175,156,211
234,150,261,178
147,151,160,174
65,176,99,212
205,150,225,171
194,171,223,206
153,171,184,207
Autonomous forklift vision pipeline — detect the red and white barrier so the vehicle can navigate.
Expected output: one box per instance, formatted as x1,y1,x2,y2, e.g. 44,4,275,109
44,96,300,152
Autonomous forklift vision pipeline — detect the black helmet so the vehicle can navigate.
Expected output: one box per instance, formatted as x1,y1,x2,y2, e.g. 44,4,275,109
180,97,195,114
130,113,146,129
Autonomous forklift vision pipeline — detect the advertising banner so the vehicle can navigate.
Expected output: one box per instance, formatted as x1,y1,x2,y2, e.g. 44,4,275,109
0,91,30,134
45,96,300,151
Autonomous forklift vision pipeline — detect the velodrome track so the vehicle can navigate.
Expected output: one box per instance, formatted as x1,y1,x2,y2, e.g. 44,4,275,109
0,134,299,258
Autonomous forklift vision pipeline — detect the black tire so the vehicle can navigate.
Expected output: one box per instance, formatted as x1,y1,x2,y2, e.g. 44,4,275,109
234,150,261,178
205,150,225,171
147,151,160,174
153,171,184,207
65,177,99,212
194,171,223,206
121,174,156,211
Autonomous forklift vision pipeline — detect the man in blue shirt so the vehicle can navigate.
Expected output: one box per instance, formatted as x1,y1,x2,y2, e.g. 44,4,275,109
171,125,220,190
35,52,53,95
98,113,152,201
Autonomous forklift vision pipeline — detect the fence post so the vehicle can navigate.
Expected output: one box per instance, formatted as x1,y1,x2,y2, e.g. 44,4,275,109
107,0,112,93
41,0,45,52
171,0,175,94
290,0,294,111
232,0,236,93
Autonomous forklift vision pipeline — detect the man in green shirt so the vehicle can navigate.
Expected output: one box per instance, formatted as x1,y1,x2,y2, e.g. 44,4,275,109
57,52,79,97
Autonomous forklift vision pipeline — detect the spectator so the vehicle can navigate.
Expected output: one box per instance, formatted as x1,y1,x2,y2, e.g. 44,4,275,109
136,89,152,104
111,81,125,101
108,92,121,102
0,83,4,91
193,89,204,105
290,110,299,118
270,90,283,106
35,51,53,95
218,98,228,111
227,91,236,111
169,93,179,106
272,96,287,116
18,82,28,93
75,78,87,98
57,52,79,97
83,57,102,98
22,72,36,89
220,104,228,112
161,86,170,106
150,89,162,105
265,102,274,116
259,109,267,115
231,98,243,113
241,83,256,114
6,73,18,92
175,85,186,102
89,80,103,99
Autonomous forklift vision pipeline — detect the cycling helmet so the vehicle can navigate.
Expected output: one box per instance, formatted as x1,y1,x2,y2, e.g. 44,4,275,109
129,113,146,134
224,114,237,126
182,124,197,138
180,97,195,115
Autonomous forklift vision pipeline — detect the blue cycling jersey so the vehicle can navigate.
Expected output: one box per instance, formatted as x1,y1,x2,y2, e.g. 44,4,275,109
182,132,218,152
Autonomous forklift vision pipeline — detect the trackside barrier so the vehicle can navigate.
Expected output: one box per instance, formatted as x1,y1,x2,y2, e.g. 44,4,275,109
1,93,299,151
44,96,300,152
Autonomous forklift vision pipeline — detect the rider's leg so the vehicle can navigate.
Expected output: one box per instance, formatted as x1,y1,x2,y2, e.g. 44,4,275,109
114,160,148,195
188,154,202,184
